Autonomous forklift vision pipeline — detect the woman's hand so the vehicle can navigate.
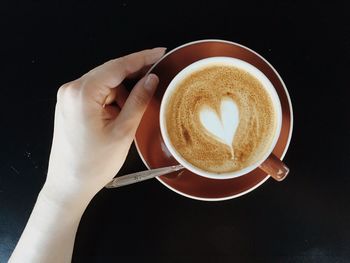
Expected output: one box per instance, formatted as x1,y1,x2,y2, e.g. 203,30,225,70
44,48,165,205
10,48,166,263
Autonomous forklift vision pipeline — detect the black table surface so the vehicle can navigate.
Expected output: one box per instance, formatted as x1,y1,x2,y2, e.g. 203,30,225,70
1,1,350,262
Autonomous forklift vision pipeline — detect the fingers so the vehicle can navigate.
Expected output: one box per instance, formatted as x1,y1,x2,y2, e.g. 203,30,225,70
85,47,165,89
115,73,159,136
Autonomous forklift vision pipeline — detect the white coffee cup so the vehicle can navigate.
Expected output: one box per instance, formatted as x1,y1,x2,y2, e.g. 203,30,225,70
159,57,286,180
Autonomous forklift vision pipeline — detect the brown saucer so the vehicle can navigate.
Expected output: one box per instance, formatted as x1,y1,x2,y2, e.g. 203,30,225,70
135,40,293,201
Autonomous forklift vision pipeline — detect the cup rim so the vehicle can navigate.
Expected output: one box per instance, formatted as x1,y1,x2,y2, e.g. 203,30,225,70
159,56,283,180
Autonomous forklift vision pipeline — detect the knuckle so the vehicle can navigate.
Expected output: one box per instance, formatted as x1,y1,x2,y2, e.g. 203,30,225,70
57,85,66,101
57,80,81,101
119,56,132,75
100,59,115,71
106,57,123,67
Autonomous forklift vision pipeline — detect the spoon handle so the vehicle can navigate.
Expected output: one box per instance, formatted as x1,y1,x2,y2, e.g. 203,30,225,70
105,164,184,188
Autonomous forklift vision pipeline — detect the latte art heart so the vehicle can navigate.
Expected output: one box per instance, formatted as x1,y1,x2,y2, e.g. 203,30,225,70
199,98,239,156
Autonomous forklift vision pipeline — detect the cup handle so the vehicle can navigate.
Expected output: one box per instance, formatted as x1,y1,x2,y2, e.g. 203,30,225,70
259,154,289,181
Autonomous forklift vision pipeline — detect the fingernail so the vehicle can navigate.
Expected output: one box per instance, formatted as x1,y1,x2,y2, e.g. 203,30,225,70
144,74,158,91
152,47,167,54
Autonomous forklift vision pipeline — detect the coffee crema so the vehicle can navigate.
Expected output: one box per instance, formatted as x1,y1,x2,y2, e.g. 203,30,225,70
165,64,277,173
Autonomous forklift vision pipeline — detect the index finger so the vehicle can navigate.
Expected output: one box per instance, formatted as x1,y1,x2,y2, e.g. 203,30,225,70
84,47,166,89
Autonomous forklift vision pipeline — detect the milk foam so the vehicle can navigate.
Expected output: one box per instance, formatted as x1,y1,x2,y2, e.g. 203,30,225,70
164,65,277,174
199,98,239,155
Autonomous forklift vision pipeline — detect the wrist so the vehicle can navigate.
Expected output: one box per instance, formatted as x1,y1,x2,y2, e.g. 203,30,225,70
40,179,96,217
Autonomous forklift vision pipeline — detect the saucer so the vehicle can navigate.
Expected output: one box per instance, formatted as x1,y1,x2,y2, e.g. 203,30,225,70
135,39,293,201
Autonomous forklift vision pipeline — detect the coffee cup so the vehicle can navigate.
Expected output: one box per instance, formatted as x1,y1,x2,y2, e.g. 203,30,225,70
159,56,289,181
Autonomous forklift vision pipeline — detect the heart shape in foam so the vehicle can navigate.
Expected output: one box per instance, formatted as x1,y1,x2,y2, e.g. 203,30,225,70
199,98,239,148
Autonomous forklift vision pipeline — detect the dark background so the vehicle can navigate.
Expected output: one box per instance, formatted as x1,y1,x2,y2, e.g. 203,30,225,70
1,0,350,262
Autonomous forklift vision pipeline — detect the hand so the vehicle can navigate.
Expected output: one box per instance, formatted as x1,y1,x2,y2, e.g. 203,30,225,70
10,48,166,263
43,48,166,205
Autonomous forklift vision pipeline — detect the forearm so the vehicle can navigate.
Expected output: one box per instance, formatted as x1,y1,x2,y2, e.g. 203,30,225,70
9,184,93,263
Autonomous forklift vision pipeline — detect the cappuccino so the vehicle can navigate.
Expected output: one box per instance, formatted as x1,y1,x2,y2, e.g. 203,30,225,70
164,64,277,173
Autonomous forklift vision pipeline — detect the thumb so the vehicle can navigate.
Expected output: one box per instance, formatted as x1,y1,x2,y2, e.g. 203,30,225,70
116,73,159,135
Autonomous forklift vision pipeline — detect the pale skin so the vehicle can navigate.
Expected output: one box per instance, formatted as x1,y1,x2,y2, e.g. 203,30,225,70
9,47,166,263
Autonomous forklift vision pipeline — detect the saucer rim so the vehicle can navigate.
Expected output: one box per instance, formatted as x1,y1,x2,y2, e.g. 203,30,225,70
134,39,294,201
